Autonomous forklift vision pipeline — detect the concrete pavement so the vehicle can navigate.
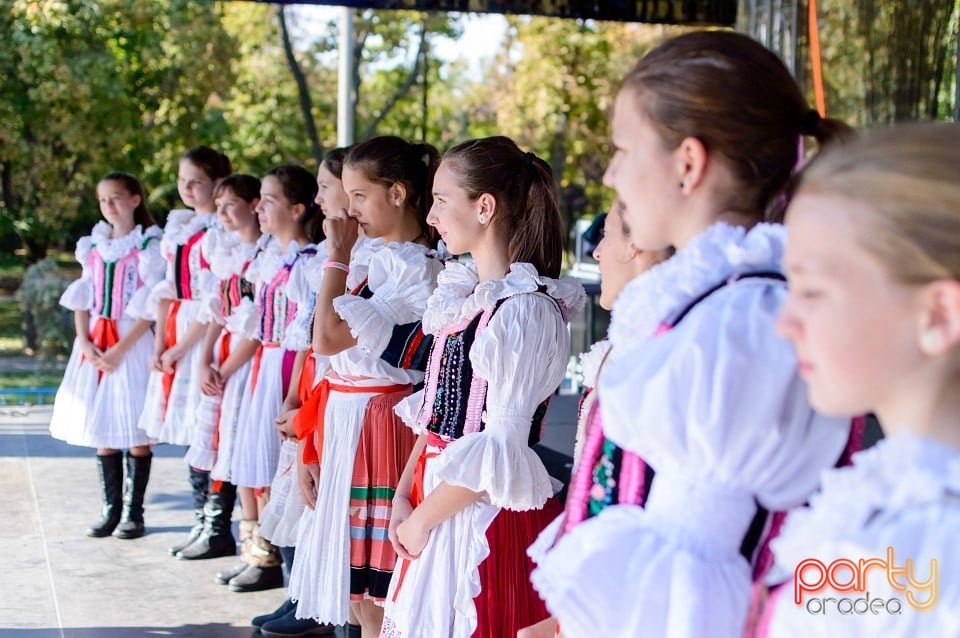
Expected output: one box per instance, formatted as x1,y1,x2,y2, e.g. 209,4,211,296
0,396,580,637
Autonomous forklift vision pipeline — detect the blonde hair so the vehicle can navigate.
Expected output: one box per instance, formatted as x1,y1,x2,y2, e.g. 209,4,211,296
794,122,960,284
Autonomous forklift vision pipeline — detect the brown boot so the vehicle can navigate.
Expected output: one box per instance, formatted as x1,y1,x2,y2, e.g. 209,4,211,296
215,518,256,585
228,523,283,592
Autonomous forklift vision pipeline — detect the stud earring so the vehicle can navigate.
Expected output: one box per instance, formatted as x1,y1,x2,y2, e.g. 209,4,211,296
394,199,401,206
679,181,685,190
478,215,486,224
921,331,942,353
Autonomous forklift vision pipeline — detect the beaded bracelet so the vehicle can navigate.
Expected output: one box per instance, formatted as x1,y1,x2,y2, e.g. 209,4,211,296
323,260,349,273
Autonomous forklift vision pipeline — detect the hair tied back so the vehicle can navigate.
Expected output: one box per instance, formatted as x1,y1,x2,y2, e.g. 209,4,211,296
801,109,822,136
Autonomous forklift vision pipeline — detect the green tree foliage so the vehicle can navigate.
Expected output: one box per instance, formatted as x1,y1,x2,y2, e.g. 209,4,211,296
1,0,237,258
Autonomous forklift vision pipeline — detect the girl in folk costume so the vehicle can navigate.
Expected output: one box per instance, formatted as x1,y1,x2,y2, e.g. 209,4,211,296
569,200,673,470
289,136,445,637
251,148,355,638
174,174,264,561
529,32,855,638
226,165,323,593
138,146,232,555
755,124,960,637
523,200,672,636
377,136,585,638
51,172,164,539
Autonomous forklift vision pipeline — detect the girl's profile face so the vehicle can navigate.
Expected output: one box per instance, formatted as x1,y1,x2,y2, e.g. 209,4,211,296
594,203,637,310
602,89,680,252
177,159,215,211
255,175,297,237
342,165,399,239
216,188,259,234
97,180,140,230
777,192,921,417
426,161,483,256
316,163,349,217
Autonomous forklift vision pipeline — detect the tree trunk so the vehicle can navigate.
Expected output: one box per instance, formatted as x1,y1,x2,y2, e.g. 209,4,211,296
279,6,323,164
362,17,429,140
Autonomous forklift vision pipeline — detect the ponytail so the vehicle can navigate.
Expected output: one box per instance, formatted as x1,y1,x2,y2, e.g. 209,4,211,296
345,136,441,247
444,136,563,278
265,165,323,244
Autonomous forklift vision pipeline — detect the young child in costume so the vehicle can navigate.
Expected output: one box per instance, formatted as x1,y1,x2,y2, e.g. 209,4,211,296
378,136,585,638
226,165,323,593
175,174,264,561
758,123,960,637
51,172,163,539
289,136,445,637
529,31,853,638
139,147,232,555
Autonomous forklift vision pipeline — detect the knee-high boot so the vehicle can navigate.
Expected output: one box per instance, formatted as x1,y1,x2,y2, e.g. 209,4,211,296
87,452,124,537
168,465,209,555
114,451,152,539
176,481,237,560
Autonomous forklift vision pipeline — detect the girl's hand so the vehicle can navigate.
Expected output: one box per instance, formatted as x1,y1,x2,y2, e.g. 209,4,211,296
322,210,359,263
388,496,416,560
517,617,559,638
79,338,103,363
159,344,183,373
396,515,430,559
95,344,126,373
274,408,298,439
199,364,222,396
297,459,321,510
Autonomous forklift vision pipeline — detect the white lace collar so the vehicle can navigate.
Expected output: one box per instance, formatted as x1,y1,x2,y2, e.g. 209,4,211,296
768,433,960,583
423,260,587,334
608,221,786,350
89,222,159,262
251,237,314,285
161,210,217,248
579,339,613,389
207,229,261,280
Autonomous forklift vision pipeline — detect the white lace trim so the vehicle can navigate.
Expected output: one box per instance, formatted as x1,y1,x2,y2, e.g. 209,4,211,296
609,222,786,349
579,339,612,389
81,222,160,263
205,228,260,280
423,261,587,335
768,433,960,584
159,210,216,254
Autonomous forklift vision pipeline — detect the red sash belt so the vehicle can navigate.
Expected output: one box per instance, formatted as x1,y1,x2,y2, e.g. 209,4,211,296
83,317,120,382
160,300,181,419
294,377,410,466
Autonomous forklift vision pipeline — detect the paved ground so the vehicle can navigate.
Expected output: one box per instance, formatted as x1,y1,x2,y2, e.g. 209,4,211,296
0,397,579,637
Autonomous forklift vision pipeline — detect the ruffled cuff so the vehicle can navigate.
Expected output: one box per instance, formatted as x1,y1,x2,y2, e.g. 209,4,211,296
194,295,221,325
431,428,554,510
59,278,94,312
281,325,310,351
224,297,259,339
527,513,564,567
145,280,177,318
123,287,155,321
393,389,425,434
332,295,394,357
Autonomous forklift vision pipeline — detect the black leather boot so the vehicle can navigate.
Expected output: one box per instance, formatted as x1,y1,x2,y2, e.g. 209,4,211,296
114,451,152,539
177,481,237,560
87,452,124,537
168,465,209,555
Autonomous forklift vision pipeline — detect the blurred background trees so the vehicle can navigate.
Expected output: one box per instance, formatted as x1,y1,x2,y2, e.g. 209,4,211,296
1,0,957,264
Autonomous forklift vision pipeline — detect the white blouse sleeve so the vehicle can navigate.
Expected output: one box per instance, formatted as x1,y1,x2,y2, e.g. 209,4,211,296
59,235,95,311
332,243,442,357
281,249,324,351
394,388,426,434
429,293,569,510
125,227,165,320
531,282,851,638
